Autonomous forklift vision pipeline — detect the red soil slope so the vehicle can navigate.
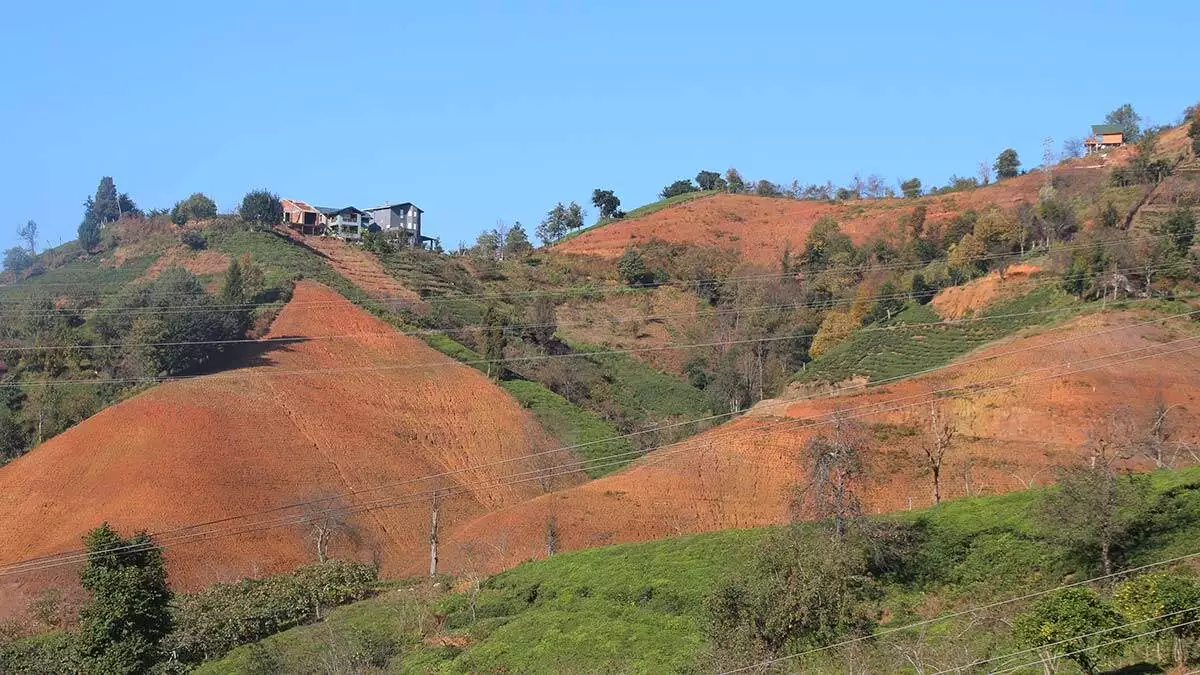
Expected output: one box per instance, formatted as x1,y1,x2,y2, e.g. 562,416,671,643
444,311,1200,574
0,282,580,612
554,173,1046,265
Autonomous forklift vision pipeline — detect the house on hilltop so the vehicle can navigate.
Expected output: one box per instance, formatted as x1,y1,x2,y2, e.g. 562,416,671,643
282,197,431,246
364,202,431,248
1084,124,1127,154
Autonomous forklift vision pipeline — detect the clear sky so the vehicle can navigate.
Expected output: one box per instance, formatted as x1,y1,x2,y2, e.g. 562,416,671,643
1,1,1197,252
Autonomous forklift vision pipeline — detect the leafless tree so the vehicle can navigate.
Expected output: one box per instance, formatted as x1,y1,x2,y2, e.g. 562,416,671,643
303,496,359,563
917,404,957,505
977,161,992,186
16,220,38,255
1136,393,1188,469
494,219,511,261
545,514,559,556
429,489,440,577
798,411,870,538
1062,137,1085,159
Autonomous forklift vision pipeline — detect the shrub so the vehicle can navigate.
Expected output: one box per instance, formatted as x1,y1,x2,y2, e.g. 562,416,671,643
180,231,206,250
239,190,284,226
1013,587,1126,675
617,248,654,286
660,179,697,199
164,560,377,664
170,193,218,225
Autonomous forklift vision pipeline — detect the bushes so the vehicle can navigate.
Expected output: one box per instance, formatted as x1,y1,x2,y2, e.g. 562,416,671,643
239,190,284,227
170,193,218,226
180,230,206,250
164,560,377,664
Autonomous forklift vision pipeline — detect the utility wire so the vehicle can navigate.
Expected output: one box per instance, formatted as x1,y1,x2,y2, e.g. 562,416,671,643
987,616,1200,675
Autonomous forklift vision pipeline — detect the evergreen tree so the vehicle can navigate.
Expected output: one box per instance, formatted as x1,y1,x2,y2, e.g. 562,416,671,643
899,177,922,198
91,177,123,225
481,304,507,380
536,202,571,245
591,189,622,220
994,148,1021,179
724,167,746,193
502,222,533,258
77,523,172,674
170,193,218,225
1105,103,1142,142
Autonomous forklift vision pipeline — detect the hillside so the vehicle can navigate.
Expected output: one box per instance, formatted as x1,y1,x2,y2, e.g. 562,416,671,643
553,172,1050,264
0,282,584,611
200,466,1200,673
440,306,1200,574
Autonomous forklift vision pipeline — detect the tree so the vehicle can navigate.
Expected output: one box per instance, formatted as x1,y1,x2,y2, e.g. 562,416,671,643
1062,137,1085,159
617,247,653,286
591,189,621,220
239,190,284,226
899,177,922,198
17,220,38,254
798,414,869,538
90,177,123,225
1106,103,1143,142
536,201,583,244
1013,588,1126,675
502,221,533,258
77,523,173,674
523,296,557,348
755,180,782,197
220,256,245,305
696,170,726,191
917,404,957,505
3,246,33,274
471,229,502,261
724,167,746,193
802,216,856,271
706,529,876,660
78,215,102,252
1039,447,1149,576
1114,573,1200,671
994,148,1021,180
661,179,697,199
170,193,218,225
481,304,507,380
977,161,992,186
1160,206,1196,257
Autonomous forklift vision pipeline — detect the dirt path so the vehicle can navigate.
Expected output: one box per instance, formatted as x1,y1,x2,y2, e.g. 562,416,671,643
292,232,426,311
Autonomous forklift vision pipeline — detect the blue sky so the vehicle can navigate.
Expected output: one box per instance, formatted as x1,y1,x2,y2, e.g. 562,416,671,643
1,1,1196,252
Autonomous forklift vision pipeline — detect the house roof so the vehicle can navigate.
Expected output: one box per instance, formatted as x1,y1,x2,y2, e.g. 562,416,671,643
365,202,423,213
315,206,364,217
1091,124,1125,135
282,199,318,213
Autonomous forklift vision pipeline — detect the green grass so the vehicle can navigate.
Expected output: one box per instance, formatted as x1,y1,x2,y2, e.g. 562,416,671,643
557,190,722,243
205,228,371,304
568,340,714,421
796,284,1082,384
0,254,159,303
499,379,635,477
199,466,1200,673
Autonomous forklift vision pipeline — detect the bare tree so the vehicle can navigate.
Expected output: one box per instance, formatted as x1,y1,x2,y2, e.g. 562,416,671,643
1062,137,1085,159
429,489,440,577
303,497,359,563
918,404,957,505
545,514,559,556
798,412,870,538
1137,393,1188,469
17,220,38,255
977,161,992,186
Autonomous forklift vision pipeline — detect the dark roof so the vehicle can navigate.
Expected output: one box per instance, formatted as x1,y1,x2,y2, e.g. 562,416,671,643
366,202,422,213
316,206,364,216
1092,124,1125,135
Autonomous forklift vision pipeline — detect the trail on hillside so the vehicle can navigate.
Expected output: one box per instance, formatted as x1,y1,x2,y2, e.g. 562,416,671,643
295,233,426,310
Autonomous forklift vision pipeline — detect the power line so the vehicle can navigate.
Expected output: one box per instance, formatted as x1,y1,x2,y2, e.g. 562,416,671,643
934,604,1200,673
5,295,1191,580
6,331,1198,578
988,616,1200,675
0,229,1187,310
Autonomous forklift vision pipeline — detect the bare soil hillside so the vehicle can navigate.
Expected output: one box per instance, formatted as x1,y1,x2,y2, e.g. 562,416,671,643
444,310,1200,574
554,173,1048,265
0,282,580,612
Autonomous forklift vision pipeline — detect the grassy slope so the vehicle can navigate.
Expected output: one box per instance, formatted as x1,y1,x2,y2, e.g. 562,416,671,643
200,466,1200,673
0,255,158,303
796,284,1082,384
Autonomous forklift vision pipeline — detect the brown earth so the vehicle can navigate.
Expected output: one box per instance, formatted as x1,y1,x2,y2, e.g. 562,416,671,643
554,173,1049,266
554,287,705,374
443,310,1200,574
139,246,232,286
930,263,1042,319
294,233,426,312
0,282,582,613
